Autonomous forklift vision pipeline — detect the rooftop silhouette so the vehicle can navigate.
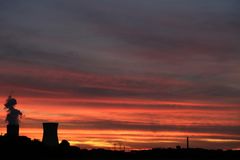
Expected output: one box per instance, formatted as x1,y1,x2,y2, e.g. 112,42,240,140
0,135,239,160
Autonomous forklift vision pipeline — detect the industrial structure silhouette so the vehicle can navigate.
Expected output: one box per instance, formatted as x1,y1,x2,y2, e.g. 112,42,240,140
3,96,59,145
0,96,239,160
42,122,59,146
4,95,22,137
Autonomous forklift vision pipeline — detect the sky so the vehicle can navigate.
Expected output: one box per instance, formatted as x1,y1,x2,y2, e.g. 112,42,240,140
0,0,240,150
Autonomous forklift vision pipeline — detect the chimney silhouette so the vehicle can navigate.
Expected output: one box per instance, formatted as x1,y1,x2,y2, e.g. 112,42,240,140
7,124,19,137
42,123,59,146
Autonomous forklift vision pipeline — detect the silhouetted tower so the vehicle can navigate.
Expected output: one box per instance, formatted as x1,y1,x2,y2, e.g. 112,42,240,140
4,95,22,137
187,137,190,149
42,123,59,146
7,125,19,137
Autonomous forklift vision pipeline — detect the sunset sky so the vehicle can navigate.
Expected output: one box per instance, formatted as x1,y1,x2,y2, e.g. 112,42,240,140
0,0,240,150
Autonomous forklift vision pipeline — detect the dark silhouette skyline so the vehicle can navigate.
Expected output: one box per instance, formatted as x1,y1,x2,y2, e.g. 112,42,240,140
0,134,239,160
0,96,239,159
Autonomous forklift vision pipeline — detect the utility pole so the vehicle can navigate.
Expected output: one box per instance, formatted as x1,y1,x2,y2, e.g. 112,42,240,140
187,137,189,149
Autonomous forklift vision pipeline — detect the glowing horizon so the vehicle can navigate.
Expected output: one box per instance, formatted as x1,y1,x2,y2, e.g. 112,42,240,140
0,96,239,150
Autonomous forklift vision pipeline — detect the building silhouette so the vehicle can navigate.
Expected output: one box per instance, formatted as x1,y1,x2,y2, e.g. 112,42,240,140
42,122,59,146
4,96,22,137
6,124,19,137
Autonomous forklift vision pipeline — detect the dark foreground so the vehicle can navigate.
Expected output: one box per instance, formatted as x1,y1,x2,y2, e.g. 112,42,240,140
0,136,239,160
